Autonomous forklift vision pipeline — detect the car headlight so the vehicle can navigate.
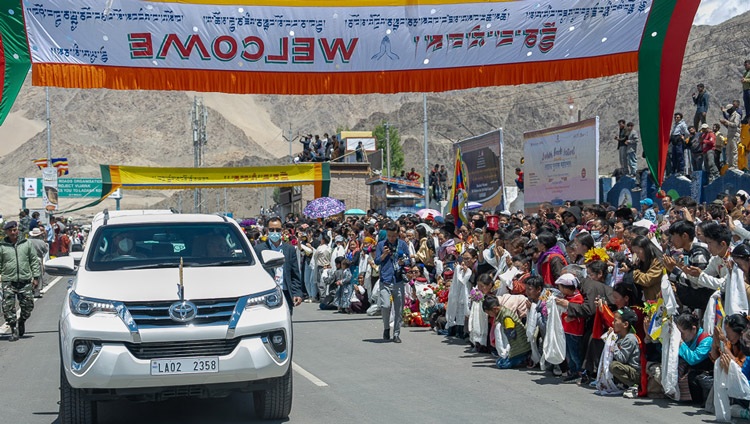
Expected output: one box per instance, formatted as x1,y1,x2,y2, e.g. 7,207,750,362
69,291,117,316
245,286,283,309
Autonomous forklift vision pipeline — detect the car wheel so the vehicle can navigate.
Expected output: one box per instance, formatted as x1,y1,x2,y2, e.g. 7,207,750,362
253,367,293,420
59,365,97,424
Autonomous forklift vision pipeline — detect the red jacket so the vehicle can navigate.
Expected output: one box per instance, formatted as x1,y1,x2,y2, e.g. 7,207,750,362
561,291,585,336
701,131,716,153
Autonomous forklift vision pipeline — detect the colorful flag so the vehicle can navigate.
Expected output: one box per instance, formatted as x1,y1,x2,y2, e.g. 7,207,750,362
638,0,701,185
449,147,469,228
0,2,31,126
715,297,725,328
33,158,69,176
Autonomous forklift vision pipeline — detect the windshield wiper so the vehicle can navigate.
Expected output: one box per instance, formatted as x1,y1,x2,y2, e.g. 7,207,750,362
117,262,181,270
189,259,250,267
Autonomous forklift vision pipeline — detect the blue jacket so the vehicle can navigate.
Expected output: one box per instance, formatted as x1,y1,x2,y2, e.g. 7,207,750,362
693,91,710,113
678,327,712,366
374,238,409,285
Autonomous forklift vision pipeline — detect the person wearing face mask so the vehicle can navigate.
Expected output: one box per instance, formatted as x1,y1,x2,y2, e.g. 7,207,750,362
254,217,303,312
104,232,146,260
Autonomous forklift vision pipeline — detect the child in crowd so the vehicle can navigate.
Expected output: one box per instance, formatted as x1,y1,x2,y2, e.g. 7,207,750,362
610,307,641,398
483,293,531,369
555,273,585,382
675,312,713,405
330,256,353,313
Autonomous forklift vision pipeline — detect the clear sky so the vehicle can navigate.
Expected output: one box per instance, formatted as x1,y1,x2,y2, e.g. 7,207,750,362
694,0,750,25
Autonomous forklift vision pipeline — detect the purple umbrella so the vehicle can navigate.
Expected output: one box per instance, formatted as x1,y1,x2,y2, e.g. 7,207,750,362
303,197,346,219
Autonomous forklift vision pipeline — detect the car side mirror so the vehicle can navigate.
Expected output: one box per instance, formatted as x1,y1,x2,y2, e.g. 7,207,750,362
261,250,285,271
70,251,84,266
45,256,77,276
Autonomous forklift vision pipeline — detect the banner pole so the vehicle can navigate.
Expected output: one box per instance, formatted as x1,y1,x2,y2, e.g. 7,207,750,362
46,87,52,167
423,93,430,208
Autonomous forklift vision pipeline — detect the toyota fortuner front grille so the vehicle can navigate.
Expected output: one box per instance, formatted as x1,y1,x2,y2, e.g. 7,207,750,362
123,298,238,327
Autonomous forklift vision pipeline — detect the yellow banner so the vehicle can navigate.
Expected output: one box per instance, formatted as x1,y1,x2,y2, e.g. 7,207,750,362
102,163,329,198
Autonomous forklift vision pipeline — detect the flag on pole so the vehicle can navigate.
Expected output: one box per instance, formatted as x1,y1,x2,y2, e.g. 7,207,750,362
715,297,725,329
449,147,469,228
33,158,69,176
0,3,31,126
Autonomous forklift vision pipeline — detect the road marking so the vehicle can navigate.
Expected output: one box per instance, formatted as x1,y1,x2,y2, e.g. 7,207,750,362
41,276,63,294
292,362,328,387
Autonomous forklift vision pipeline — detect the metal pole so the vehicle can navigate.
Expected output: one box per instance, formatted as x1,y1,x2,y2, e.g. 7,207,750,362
192,97,200,213
46,88,52,167
423,94,430,208
224,188,227,214
289,123,293,163
385,122,391,178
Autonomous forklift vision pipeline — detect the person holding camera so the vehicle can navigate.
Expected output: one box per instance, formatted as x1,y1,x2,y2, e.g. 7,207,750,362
374,222,411,343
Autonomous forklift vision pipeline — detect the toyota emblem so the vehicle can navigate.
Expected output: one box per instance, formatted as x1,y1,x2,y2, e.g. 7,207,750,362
169,301,197,323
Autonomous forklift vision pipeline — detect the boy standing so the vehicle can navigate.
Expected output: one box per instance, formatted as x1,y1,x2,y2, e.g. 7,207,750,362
554,273,585,382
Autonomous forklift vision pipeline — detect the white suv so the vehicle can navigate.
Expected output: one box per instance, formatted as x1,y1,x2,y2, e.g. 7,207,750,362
47,210,292,424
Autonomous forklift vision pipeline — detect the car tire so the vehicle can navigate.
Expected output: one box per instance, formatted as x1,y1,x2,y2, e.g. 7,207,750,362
253,367,293,420
60,365,97,424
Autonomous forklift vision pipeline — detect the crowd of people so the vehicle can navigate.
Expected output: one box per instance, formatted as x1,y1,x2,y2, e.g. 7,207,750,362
245,188,750,419
615,60,750,183
295,133,368,163
0,210,86,341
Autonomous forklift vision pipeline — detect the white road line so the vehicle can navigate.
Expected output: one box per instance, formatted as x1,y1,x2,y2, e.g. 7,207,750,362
40,276,63,294
292,362,328,387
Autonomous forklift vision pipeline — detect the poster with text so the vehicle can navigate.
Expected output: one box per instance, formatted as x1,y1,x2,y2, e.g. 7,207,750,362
453,129,504,211
523,118,599,213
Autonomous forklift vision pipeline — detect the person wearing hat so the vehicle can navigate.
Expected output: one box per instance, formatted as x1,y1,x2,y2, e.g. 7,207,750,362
27,227,49,298
609,306,642,398
554,273,586,382
720,102,741,170
0,220,42,341
374,222,411,343
639,198,656,224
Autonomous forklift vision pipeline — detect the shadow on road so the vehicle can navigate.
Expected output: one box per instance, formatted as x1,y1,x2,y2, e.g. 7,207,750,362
362,338,392,344
294,317,381,324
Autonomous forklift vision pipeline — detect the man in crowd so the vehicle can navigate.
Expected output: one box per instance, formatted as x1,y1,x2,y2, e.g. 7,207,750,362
254,217,303,312
742,59,750,123
692,83,710,129
615,119,628,175
625,122,639,177
0,221,41,341
720,103,741,171
374,222,410,343
406,167,421,182
670,113,689,177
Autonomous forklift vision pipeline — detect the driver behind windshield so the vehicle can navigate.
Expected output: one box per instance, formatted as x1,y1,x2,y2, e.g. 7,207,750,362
103,232,144,260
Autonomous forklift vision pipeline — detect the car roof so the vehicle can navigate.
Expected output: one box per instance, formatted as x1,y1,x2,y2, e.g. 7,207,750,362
90,210,231,232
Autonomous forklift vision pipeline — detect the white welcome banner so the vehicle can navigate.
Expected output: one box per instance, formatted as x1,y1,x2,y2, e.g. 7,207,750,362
23,0,653,94
523,117,600,212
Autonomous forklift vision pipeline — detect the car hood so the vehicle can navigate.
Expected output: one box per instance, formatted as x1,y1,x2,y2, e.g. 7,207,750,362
73,266,276,302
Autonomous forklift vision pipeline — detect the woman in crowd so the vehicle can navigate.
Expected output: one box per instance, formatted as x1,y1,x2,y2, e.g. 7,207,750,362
620,235,664,301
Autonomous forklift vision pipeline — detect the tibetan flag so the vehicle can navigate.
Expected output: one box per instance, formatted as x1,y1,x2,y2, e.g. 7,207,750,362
0,2,31,125
34,158,70,176
715,297,725,328
449,147,469,228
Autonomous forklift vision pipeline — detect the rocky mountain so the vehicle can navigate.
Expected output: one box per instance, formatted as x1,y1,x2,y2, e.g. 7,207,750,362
1,11,748,217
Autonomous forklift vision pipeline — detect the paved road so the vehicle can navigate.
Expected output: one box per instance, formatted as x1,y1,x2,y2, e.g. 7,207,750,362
0,279,720,423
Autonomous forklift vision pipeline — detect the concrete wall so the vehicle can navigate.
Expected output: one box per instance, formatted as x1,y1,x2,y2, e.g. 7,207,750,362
301,176,371,211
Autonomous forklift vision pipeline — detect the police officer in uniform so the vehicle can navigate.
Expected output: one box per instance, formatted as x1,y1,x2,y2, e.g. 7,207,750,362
0,221,41,341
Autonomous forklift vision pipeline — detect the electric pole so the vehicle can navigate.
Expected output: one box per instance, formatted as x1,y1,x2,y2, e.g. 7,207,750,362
385,122,391,178
192,96,207,213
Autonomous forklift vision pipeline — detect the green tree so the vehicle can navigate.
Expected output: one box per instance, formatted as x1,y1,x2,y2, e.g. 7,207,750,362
373,122,404,176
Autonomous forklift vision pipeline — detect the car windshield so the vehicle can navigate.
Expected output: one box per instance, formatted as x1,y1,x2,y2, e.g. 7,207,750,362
86,222,253,271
